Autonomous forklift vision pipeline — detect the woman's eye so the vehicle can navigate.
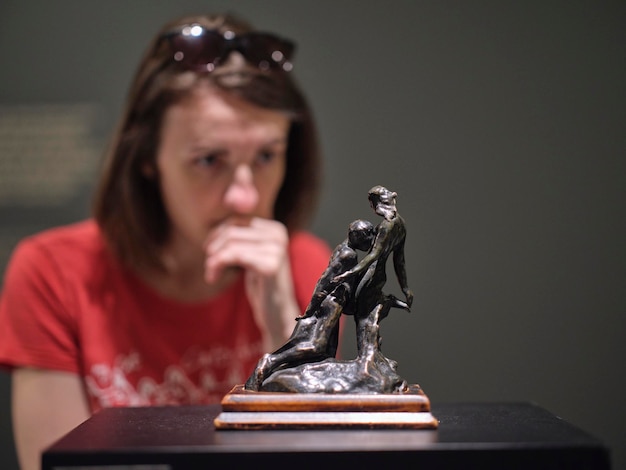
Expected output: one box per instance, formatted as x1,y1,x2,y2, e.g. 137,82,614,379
256,151,276,165
195,154,218,167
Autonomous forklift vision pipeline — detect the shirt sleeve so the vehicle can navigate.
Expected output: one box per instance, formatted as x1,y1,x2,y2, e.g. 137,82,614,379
0,237,80,373
288,232,332,313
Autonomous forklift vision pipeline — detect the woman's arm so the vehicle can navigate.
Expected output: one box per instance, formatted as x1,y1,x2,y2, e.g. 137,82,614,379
12,367,90,470
204,217,301,352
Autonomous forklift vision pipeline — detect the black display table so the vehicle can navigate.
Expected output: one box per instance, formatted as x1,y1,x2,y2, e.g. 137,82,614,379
42,402,610,470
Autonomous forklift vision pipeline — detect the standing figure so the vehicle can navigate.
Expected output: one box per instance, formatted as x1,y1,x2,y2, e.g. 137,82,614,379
335,186,414,359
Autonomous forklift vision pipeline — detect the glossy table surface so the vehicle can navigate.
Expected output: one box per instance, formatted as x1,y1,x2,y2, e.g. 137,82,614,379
42,401,611,470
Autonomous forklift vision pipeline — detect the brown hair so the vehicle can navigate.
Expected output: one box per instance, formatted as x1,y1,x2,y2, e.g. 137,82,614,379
93,13,322,271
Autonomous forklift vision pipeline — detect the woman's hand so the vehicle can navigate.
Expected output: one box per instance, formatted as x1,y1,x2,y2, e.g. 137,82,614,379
204,217,298,352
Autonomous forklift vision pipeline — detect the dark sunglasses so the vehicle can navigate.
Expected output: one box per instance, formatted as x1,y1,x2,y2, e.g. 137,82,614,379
160,24,296,72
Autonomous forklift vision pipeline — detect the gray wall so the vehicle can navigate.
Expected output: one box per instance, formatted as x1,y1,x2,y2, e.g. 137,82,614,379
1,1,624,469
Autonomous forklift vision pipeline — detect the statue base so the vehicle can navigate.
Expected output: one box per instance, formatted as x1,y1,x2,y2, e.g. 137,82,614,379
214,384,438,430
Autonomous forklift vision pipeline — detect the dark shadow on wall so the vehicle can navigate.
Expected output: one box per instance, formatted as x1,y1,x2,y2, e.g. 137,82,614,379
0,374,18,470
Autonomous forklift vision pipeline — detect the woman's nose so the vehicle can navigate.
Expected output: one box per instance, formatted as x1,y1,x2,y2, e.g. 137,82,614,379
223,164,259,214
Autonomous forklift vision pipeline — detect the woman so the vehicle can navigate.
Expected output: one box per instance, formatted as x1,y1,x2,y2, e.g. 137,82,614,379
0,13,331,470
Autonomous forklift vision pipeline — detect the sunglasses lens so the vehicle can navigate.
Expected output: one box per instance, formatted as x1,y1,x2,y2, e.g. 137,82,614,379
240,33,295,70
164,27,295,72
169,29,224,70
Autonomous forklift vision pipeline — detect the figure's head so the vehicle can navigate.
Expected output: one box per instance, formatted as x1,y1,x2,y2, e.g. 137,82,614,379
367,185,398,218
347,219,375,251
93,13,321,270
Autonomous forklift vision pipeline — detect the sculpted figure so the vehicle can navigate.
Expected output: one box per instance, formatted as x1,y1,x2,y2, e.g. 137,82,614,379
335,185,414,359
245,219,375,390
246,185,414,394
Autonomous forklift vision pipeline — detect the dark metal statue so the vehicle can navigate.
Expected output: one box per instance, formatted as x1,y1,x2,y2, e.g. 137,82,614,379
245,185,414,394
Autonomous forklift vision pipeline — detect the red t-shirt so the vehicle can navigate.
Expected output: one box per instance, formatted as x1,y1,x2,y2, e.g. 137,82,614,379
0,220,330,412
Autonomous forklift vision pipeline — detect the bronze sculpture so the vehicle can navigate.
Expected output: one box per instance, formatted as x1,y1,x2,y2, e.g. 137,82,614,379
245,185,414,394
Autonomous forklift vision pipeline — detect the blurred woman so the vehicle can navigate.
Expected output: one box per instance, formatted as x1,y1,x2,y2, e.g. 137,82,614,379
0,13,330,470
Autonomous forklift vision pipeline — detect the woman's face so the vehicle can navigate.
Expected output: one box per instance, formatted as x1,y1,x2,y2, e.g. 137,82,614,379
155,83,290,252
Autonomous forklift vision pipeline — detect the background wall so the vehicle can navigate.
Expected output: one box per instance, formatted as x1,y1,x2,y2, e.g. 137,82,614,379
1,1,624,469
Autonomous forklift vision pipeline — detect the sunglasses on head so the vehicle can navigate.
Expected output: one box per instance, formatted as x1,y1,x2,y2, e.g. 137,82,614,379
160,24,296,72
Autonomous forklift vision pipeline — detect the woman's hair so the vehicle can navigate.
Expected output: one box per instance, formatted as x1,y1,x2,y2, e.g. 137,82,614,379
93,13,322,271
